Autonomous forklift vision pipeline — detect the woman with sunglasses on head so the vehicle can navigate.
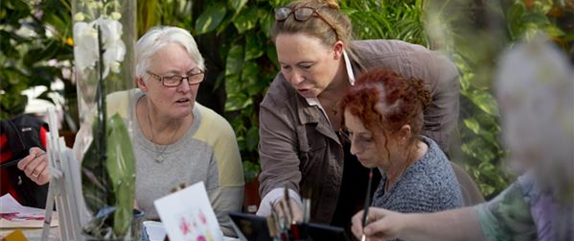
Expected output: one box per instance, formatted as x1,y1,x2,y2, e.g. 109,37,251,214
88,26,245,236
257,0,461,229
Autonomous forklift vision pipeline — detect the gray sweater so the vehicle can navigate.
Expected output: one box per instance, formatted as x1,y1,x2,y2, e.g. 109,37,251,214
372,136,464,220
106,90,245,237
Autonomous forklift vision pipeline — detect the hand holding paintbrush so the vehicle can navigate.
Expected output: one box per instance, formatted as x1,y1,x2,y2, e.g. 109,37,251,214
272,187,303,222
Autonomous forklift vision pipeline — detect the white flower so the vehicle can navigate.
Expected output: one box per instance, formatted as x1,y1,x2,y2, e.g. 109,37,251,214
96,17,123,47
74,12,85,22
73,21,99,73
111,12,122,20
96,17,126,78
73,16,126,79
89,1,103,9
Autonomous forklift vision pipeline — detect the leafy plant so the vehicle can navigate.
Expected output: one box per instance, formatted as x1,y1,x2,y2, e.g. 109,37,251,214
73,0,137,238
0,0,74,121
10,0,572,199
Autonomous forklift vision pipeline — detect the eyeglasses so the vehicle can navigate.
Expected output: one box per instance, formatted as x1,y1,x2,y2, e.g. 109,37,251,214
146,69,205,87
275,6,339,41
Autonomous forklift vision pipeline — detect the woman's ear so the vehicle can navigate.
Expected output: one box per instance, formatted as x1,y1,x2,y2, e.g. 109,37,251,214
333,40,344,60
398,125,412,145
137,77,148,92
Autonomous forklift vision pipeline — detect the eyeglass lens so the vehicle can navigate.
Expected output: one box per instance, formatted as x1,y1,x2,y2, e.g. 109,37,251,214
163,73,204,86
294,8,314,21
275,7,315,21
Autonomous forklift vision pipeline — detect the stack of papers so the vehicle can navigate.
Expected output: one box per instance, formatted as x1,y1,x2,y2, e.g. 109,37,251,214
0,194,58,229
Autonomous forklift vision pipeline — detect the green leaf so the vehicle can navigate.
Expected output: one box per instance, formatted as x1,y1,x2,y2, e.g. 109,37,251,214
195,3,227,35
265,44,278,67
463,118,480,134
245,33,264,60
225,93,252,112
107,114,136,237
246,127,259,151
544,25,565,37
243,160,260,182
468,91,499,116
229,0,248,12
225,44,244,76
232,7,258,34
259,10,274,38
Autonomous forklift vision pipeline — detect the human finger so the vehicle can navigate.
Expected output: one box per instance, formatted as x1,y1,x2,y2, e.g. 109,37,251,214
17,153,36,170
35,167,50,185
17,148,45,170
31,158,48,179
273,200,285,217
363,211,400,239
288,200,303,222
24,153,46,178
351,210,365,238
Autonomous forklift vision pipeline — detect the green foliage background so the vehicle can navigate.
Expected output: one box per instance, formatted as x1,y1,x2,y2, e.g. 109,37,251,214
0,0,74,120
1,0,572,199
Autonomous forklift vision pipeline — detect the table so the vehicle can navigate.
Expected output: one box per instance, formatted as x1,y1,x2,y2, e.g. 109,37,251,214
0,228,60,241
1,228,239,241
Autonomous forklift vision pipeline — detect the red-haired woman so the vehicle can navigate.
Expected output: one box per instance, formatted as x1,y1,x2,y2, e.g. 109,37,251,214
341,69,464,230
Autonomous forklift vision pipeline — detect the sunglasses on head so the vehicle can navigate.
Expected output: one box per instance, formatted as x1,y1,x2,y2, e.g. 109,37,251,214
275,6,339,40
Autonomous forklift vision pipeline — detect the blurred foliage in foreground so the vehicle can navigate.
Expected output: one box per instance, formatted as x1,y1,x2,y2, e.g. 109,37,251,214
424,0,573,198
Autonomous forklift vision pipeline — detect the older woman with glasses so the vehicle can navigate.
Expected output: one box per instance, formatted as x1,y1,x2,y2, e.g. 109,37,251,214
104,26,244,236
257,0,463,229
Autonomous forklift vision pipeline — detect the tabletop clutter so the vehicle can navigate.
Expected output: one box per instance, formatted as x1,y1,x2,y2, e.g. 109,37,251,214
1,180,351,241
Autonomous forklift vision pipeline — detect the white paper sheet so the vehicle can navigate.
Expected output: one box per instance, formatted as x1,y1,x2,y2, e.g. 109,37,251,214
154,182,224,241
0,194,58,228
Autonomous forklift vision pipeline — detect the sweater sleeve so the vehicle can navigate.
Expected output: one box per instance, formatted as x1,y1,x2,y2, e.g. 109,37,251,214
474,182,537,241
194,103,245,237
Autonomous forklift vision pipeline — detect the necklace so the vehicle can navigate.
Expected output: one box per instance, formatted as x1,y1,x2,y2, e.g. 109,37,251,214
146,101,184,163
386,144,421,191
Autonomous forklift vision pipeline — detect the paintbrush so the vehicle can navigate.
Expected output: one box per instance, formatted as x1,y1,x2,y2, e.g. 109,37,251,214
361,168,374,241
302,188,311,224
284,186,295,224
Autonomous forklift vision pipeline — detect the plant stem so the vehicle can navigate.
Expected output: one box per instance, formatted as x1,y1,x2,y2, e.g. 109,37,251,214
95,25,107,188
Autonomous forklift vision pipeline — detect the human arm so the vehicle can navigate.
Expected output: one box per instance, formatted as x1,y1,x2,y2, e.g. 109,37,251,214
204,114,245,237
421,52,460,151
351,207,485,241
352,181,535,241
256,97,303,219
17,147,50,185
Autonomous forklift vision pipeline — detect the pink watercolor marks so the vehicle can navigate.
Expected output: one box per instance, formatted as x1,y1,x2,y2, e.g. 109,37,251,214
154,181,223,241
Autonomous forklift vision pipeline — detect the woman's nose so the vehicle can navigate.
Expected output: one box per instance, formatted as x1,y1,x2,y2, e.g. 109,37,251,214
350,140,361,155
289,71,305,86
177,79,192,92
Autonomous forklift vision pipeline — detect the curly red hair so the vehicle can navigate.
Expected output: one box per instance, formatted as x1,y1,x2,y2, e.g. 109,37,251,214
340,68,431,149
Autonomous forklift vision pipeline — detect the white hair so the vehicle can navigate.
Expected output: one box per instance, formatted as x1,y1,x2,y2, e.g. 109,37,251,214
136,26,205,78
495,34,574,200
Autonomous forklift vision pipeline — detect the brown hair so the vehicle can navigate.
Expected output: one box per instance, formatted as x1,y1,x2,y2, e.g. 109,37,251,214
340,69,431,160
271,0,354,51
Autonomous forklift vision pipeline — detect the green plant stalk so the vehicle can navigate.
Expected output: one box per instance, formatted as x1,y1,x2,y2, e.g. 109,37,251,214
107,114,136,237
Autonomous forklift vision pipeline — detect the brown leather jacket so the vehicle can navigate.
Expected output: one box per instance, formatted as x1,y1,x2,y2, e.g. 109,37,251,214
258,40,460,223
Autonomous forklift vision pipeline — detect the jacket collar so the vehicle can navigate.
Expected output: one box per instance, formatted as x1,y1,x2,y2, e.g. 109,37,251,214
296,50,361,144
